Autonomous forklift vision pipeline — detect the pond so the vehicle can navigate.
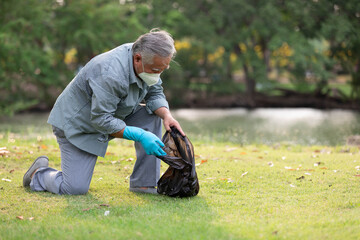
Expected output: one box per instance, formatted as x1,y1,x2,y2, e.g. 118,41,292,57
0,108,359,146
172,108,360,146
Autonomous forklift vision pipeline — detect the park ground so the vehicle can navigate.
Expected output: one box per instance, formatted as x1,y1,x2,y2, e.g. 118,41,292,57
1,134,360,239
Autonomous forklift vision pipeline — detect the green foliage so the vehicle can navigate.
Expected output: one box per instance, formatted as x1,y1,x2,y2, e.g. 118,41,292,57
0,0,56,115
320,0,360,99
0,0,147,116
1,0,359,115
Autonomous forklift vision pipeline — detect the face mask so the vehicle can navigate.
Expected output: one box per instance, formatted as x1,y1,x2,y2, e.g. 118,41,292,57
138,60,161,86
139,72,160,86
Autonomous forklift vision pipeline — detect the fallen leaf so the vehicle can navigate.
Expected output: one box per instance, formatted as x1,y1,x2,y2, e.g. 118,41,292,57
318,149,331,154
320,167,328,170
82,208,91,211
40,145,48,149
16,216,24,220
0,147,10,156
296,176,305,180
9,169,15,174
200,159,208,164
240,152,247,155
355,175,360,177
225,147,238,152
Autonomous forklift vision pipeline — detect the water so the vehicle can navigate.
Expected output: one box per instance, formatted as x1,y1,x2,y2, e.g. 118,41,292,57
172,108,360,146
0,108,359,145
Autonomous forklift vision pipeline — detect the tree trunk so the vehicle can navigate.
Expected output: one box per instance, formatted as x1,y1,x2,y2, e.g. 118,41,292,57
226,52,232,81
351,60,360,99
243,64,256,107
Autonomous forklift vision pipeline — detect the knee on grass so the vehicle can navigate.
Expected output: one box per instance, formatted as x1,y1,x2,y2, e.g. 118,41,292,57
61,183,89,195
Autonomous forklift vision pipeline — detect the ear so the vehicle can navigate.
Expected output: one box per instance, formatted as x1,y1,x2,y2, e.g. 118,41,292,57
134,53,142,63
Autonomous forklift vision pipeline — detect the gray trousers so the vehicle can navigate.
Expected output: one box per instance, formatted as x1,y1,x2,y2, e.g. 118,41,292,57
30,106,162,195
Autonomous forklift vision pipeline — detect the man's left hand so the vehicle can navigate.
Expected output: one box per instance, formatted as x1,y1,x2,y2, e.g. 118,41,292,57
154,107,186,136
163,115,185,136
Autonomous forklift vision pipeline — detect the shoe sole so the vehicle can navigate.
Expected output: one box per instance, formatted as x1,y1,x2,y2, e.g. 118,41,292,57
23,156,49,187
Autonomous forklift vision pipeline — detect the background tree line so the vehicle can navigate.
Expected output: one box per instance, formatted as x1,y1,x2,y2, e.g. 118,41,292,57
1,0,359,115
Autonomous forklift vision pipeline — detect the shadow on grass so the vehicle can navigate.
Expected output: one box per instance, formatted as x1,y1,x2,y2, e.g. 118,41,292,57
28,190,233,239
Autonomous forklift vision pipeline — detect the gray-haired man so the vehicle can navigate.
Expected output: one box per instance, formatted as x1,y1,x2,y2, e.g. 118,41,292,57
23,29,185,195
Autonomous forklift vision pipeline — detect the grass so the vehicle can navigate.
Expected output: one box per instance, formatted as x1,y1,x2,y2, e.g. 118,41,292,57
1,130,360,240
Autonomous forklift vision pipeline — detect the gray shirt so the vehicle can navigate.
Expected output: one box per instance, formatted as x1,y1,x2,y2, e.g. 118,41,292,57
48,43,169,157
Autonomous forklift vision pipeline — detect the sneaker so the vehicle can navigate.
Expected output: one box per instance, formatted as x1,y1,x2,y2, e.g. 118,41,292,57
129,187,158,194
23,156,49,187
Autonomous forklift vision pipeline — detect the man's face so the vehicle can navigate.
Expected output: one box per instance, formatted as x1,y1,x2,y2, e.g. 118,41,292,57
134,54,171,76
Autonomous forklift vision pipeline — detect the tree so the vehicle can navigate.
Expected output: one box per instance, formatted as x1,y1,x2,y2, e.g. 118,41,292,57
0,0,148,115
0,0,56,115
319,0,360,99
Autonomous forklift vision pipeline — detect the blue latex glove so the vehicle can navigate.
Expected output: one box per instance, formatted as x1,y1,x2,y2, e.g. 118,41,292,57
123,126,166,156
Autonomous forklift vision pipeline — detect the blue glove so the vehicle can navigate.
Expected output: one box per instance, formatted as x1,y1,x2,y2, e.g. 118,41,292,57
123,126,166,156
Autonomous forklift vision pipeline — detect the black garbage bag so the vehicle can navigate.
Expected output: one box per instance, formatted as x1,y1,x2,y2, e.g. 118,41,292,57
157,127,200,197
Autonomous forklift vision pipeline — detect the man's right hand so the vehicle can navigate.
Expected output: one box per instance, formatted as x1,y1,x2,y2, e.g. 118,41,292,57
122,126,166,156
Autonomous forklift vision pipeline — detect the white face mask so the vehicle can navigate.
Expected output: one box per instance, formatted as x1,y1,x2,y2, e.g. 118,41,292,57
138,60,161,86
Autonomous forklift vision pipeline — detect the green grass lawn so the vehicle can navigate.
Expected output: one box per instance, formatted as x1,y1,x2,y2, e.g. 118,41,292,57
1,134,360,239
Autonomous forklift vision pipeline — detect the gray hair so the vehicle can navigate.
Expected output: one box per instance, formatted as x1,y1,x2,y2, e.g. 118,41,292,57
132,28,176,64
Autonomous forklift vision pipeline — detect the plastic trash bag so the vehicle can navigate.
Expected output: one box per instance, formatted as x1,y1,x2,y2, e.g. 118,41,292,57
157,127,200,197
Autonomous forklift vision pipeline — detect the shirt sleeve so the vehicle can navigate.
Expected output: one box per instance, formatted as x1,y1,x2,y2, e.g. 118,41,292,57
144,78,169,114
88,73,127,135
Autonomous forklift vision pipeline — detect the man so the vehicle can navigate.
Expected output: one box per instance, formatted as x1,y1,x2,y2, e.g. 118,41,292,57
23,29,185,195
